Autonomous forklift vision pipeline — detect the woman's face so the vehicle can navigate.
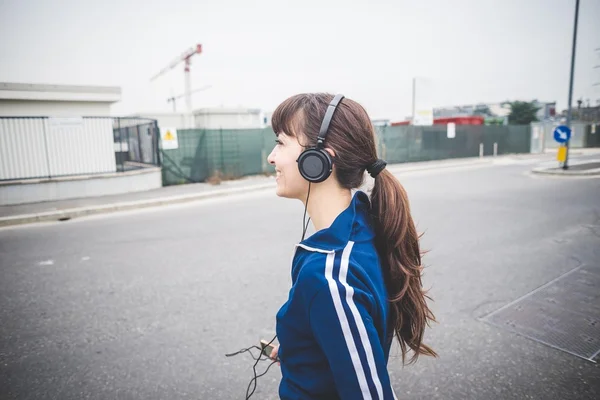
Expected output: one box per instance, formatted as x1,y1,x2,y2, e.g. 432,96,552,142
267,133,308,200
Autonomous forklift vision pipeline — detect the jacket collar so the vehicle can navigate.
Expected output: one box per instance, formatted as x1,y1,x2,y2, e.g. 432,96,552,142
297,190,375,253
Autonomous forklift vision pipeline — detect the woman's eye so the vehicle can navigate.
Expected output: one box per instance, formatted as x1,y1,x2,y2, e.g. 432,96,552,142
275,139,283,145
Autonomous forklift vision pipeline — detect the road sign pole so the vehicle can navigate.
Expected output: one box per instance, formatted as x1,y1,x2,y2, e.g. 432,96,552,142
564,0,580,170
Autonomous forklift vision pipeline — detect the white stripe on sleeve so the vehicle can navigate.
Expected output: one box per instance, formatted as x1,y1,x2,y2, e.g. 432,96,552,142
324,250,372,399
340,241,384,399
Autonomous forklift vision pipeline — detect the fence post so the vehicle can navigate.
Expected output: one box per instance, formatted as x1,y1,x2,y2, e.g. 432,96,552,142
220,128,224,174
136,124,143,163
479,143,484,158
261,129,267,173
405,126,410,162
42,117,52,179
381,126,388,161
154,121,161,166
118,118,123,172
125,123,131,171
541,125,546,153
493,142,498,156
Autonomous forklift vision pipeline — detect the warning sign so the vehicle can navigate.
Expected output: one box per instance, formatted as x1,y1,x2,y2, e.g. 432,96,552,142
161,127,178,150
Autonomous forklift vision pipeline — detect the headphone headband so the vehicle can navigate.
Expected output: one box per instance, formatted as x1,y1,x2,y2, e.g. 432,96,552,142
316,94,345,148
296,93,345,184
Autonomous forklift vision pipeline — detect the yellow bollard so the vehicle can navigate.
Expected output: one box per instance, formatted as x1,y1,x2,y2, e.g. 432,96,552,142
557,145,567,163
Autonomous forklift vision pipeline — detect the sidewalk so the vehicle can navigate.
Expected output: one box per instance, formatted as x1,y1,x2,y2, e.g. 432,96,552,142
0,153,588,228
542,148,600,156
531,160,600,176
0,174,277,227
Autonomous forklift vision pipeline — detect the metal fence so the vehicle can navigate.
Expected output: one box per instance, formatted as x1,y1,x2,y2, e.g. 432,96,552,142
160,124,531,186
583,124,600,148
112,118,161,172
530,121,600,152
160,128,271,185
0,116,160,181
375,124,530,163
530,121,584,152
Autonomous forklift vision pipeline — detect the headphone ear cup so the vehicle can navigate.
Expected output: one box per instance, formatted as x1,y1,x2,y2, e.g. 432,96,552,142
297,149,332,183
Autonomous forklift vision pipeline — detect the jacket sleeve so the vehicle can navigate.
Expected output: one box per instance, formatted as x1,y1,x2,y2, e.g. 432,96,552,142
308,282,396,400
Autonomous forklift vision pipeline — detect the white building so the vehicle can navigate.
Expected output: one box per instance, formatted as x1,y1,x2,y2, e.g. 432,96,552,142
193,107,267,130
128,112,195,130
0,82,162,206
0,82,121,116
433,100,556,122
130,108,268,131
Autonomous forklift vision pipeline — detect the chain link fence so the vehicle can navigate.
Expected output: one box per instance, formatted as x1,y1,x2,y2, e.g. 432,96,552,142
161,125,532,186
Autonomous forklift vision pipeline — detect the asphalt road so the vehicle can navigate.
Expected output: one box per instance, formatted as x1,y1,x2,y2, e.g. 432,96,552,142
1,155,599,400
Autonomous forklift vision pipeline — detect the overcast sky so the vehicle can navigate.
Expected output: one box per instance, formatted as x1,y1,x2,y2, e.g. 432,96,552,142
1,0,599,121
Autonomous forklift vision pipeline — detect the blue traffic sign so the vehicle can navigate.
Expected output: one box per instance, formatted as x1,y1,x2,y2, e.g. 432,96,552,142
553,125,572,143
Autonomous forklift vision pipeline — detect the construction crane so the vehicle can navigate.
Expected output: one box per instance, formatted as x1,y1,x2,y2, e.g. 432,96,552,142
150,44,203,113
167,85,212,112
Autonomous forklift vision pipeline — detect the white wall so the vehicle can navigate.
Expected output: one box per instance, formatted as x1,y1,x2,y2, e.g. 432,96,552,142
132,110,267,130
530,121,587,152
0,167,162,206
0,100,112,117
0,117,117,180
131,113,193,129
194,109,265,129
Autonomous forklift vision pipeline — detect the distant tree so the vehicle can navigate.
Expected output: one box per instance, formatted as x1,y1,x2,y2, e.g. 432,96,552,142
507,101,541,125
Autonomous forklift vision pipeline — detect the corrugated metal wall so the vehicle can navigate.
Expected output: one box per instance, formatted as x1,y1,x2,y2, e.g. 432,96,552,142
0,118,50,180
45,117,116,177
0,117,117,180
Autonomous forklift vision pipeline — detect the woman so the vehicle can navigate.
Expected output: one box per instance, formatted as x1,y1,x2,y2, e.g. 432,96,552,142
267,93,437,399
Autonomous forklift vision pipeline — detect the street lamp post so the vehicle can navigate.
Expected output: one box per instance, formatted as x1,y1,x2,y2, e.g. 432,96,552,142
564,0,580,170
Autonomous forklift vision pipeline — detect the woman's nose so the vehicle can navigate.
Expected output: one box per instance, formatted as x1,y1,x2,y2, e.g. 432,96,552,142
267,148,276,166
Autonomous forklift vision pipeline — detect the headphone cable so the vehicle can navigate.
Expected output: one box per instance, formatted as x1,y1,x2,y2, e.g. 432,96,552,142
244,334,278,399
302,182,312,241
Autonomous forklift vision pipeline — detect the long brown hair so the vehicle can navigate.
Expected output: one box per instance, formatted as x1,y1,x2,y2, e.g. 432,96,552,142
272,93,438,364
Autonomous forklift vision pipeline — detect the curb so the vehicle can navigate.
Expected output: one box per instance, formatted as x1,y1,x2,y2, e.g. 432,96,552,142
0,183,276,228
531,167,600,176
0,156,503,228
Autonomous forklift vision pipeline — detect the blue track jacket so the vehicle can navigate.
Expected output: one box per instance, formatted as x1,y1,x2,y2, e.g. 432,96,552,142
276,190,397,399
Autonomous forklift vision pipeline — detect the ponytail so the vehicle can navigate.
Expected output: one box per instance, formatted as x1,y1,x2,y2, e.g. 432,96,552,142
370,169,438,365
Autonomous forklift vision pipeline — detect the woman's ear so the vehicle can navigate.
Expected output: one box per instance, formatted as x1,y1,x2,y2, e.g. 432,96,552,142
324,147,336,159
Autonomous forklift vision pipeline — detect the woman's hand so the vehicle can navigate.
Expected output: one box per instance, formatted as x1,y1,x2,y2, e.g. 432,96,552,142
270,345,280,365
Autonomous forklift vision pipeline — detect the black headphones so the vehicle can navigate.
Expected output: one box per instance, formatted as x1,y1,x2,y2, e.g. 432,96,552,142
296,94,345,183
